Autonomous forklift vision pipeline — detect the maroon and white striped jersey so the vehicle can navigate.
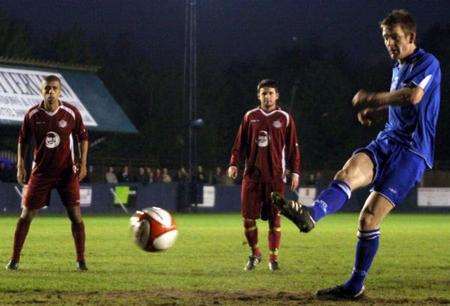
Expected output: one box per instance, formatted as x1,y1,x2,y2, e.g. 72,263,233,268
230,107,301,183
19,101,88,177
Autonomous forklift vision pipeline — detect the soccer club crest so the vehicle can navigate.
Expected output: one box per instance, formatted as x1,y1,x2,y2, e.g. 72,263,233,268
256,130,269,147
58,119,67,128
272,120,282,128
45,131,61,148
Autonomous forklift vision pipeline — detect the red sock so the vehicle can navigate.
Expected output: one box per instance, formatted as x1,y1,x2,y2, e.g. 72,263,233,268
12,218,31,262
244,219,260,256
71,221,86,262
268,214,281,262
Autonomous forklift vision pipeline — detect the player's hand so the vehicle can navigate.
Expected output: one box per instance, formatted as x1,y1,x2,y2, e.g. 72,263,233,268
290,173,299,191
16,164,26,185
78,164,87,182
227,166,238,180
352,89,374,110
357,109,373,126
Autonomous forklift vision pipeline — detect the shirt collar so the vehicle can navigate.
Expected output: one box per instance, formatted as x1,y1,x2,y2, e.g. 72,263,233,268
39,100,62,115
394,48,422,68
259,106,281,113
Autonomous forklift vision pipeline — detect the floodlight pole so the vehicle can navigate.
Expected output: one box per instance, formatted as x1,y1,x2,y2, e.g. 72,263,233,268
183,0,198,208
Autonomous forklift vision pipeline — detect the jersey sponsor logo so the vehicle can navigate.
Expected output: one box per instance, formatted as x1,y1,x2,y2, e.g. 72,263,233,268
273,120,282,128
256,130,269,147
250,119,259,123
58,119,67,128
45,131,61,148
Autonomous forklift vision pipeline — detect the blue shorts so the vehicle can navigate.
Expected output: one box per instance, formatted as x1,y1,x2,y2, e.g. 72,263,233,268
353,137,426,207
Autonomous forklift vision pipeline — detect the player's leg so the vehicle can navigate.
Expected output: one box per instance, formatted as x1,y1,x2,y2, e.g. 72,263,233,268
267,181,283,271
317,192,392,300
268,213,281,271
66,205,87,270
6,207,38,270
309,152,375,221
6,175,52,270
241,178,262,270
317,148,426,300
243,218,261,270
272,152,375,232
58,172,87,271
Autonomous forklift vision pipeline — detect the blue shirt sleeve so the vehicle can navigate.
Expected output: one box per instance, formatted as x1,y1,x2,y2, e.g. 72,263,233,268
405,54,439,93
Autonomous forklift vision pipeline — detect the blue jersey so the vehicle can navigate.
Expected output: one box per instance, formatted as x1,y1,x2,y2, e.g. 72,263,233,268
376,48,441,168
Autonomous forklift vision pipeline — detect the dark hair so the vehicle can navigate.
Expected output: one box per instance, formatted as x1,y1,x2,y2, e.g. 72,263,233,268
380,9,416,37
43,75,62,85
257,79,279,93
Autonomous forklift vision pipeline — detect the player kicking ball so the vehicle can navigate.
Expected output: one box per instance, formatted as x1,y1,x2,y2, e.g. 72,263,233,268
228,79,301,271
5,75,89,271
273,9,441,300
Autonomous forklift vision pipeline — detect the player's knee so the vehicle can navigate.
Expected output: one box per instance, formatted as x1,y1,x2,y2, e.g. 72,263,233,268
334,168,353,182
69,214,83,224
243,218,256,228
359,212,379,230
269,215,281,228
66,208,82,223
20,208,37,222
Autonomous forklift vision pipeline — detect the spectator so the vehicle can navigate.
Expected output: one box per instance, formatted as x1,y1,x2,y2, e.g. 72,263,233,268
306,173,316,186
195,165,206,183
176,166,189,182
105,167,118,184
119,165,131,183
212,166,225,185
162,168,172,183
153,168,162,183
145,166,154,183
136,167,150,185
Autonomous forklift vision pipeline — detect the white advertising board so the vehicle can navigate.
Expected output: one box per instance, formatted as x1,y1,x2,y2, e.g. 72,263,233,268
196,185,215,208
417,188,450,207
297,187,317,206
79,186,92,207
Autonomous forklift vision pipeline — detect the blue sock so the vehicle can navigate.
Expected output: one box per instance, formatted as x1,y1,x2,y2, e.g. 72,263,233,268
309,180,351,222
343,229,380,294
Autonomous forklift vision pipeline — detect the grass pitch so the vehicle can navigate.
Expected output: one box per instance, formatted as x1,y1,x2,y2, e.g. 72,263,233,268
0,213,449,305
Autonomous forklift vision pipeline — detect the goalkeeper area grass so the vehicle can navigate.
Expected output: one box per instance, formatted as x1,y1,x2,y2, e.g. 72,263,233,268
0,213,449,305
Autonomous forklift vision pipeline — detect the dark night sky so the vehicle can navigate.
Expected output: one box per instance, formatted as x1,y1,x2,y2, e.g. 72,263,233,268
2,0,450,64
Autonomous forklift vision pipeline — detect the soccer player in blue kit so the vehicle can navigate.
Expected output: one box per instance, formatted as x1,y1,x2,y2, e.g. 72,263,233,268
272,9,441,300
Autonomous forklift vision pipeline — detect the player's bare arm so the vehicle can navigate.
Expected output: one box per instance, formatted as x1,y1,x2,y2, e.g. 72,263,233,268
16,142,27,185
352,86,424,110
78,140,89,181
290,173,299,191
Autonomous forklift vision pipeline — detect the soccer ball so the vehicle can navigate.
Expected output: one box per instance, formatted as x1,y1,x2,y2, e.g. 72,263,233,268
130,207,178,252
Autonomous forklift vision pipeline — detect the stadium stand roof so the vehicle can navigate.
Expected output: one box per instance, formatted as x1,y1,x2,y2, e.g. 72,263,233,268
0,57,138,134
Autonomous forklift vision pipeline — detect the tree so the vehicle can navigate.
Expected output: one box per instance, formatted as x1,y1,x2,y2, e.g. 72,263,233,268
0,10,32,58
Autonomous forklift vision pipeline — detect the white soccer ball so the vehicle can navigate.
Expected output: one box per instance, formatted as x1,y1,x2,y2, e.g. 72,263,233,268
130,207,178,252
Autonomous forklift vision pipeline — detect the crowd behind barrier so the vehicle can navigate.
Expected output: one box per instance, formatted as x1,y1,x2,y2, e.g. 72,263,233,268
1,158,450,187
1,152,450,214
1,181,449,215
